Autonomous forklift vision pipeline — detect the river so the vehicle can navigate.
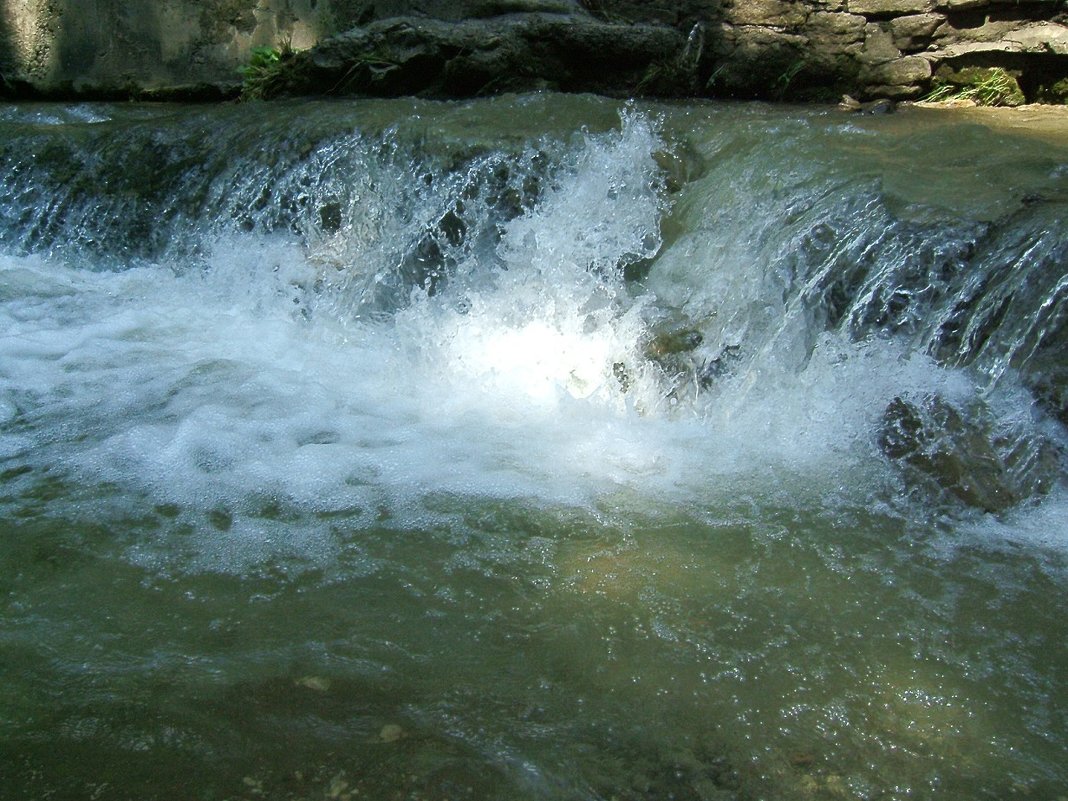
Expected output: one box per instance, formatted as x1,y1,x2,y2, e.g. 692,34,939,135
1,94,1066,800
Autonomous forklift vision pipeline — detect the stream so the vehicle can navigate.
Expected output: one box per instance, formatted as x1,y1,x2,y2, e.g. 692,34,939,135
1,94,1066,800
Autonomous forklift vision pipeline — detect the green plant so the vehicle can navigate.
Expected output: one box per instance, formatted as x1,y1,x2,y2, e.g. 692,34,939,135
703,64,728,93
921,67,1025,107
241,45,281,76
635,60,669,95
773,60,805,101
239,40,294,100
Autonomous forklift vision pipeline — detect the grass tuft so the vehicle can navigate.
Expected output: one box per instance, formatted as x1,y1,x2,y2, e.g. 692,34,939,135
922,66,1025,107
239,41,295,101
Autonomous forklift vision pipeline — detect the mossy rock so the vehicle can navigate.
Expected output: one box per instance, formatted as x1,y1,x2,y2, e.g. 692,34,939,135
1035,76,1068,105
925,65,1026,107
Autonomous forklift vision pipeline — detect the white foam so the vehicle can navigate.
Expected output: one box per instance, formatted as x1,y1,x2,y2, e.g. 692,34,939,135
1,110,1062,570
0,245,951,521
964,488,1068,553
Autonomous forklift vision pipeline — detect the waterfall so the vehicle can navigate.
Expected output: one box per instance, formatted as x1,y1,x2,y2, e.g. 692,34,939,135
1,95,1066,801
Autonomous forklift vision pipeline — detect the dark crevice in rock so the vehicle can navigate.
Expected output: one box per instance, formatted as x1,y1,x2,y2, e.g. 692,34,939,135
945,6,1056,31
938,52,1068,102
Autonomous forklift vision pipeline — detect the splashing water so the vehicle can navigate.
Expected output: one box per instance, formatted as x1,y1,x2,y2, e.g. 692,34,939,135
1,96,1067,801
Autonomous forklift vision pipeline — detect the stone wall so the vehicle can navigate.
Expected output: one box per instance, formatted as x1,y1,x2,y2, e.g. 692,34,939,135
0,0,346,97
0,0,1065,100
705,0,1068,100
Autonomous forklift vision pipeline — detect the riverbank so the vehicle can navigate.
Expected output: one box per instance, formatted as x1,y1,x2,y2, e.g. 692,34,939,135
911,98,1068,137
2,1,1066,104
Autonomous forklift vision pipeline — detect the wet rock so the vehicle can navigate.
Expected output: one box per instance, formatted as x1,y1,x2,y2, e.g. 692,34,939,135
645,325,704,359
653,142,707,194
838,93,896,111
1027,358,1068,427
135,82,241,102
378,723,406,742
698,344,742,383
642,319,706,393
879,394,1059,512
267,14,687,99
640,315,745,402
865,53,932,87
294,675,332,692
849,0,935,14
888,12,946,50
880,395,1012,511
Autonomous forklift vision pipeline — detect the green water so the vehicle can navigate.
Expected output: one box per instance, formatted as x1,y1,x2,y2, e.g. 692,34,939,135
0,96,1066,800
4,495,1065,800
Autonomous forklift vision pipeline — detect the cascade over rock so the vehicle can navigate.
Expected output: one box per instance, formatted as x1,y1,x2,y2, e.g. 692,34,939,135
1,0,1065,101
879,395,1060,512
2,91,1068,801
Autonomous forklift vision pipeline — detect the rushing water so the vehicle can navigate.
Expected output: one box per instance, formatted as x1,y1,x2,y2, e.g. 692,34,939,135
1,94,1066,801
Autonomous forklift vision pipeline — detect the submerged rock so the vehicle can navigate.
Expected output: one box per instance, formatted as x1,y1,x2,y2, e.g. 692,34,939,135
838,94,897,114
378,723,406,742
583,732,742,801
879,394,1060,513
645,325,704,359
639,315,745,404
642,318,706,394
294,675,332,692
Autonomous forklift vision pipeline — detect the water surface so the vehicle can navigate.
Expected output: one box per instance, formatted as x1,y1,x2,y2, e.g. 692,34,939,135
1,95,1066,800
